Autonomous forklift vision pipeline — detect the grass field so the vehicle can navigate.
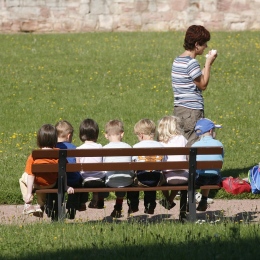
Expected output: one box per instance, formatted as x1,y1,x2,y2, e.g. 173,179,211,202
0,220,260,259
0,31,260,204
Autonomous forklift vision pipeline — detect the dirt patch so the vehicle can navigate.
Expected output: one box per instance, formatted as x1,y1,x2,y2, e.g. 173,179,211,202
0,199,259,225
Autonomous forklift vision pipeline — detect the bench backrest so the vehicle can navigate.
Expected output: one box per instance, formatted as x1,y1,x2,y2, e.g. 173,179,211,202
32,147,223,173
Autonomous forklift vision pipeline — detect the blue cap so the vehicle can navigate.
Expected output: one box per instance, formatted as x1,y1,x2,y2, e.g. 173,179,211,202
195,118,222,136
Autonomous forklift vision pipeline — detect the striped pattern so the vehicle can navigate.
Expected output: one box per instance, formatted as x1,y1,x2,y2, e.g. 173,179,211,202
172,56,203,110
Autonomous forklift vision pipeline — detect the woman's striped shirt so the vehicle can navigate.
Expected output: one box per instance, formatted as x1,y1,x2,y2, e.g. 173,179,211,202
172,56,203,110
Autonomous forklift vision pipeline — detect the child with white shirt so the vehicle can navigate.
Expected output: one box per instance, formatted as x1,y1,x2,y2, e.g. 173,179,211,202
157,116,189,210
76,118,108,209
103,119,134,218
127,118,165,215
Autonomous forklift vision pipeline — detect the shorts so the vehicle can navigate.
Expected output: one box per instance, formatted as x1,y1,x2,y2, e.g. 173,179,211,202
164,170,189,185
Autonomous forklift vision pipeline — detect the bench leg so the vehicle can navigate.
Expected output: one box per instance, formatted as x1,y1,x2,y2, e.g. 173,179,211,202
179,190,187,221
188,189,197,222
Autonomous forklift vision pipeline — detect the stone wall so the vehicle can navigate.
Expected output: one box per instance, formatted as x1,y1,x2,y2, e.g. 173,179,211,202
0,0,260,33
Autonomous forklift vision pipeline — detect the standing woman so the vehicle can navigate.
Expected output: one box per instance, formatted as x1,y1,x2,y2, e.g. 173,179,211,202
172,25,217,146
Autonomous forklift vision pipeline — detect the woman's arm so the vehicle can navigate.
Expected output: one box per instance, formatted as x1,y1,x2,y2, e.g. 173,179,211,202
194,54,217,90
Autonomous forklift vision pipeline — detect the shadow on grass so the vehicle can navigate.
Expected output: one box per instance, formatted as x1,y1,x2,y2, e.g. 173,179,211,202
196,210,260,223
16,234,260,259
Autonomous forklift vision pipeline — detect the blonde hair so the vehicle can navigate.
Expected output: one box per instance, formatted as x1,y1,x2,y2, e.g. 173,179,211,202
105,119,124,135
157,116,183,143
55,120,74,139
134,119,156,137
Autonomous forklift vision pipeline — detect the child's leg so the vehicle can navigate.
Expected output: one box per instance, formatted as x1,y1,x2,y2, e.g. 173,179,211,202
114,192,125,210
92,192,98,204
110,192,125,218
169,190,179,203
19,173,33,203
144,191,156,214
127,191,139,213
162,190,170,200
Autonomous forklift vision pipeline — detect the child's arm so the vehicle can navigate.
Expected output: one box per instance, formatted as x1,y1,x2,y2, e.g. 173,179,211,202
25,174,35,203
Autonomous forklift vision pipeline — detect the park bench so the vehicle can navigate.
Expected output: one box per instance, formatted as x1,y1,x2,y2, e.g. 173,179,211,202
32,147,223,222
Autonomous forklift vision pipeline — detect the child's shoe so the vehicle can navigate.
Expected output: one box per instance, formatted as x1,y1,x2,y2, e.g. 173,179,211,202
127,207,139,217
78,203,87,211
196,199,208,211
97,199,104,209
33,205,44,217
88,199,104,209
144,208,154,214
159,199,176,210
110,209,122,218
23,203,36,215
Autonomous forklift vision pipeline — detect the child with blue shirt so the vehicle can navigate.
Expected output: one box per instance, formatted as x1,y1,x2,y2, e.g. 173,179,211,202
55,120,83,217
192,118,224,211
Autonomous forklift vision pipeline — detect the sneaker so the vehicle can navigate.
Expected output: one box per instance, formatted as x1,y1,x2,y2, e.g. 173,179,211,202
23,204,36,215
78,203,87,211
187,192,214,204
159,199,176,210
67,208,76,219
33,205,44,217
196,199,208,211
110,210,122,218
34,205,43,212
144,208,154,214
88,200,104,209
127,208,139,217
97,200,104,209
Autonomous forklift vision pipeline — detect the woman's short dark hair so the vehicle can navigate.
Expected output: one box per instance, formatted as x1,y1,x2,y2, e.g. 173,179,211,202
183,25,210,50
37,124,57,148
79,118,99,142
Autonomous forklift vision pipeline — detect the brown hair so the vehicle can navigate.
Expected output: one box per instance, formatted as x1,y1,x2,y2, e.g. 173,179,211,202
183,25,210,50
105,119,124,135
79,118,99,142
55,120,74,139
134,118,156,137
37,124,57,148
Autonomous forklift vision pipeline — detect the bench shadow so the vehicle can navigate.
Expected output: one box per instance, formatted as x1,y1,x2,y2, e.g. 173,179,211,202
196,210,260,223
83,213,179,224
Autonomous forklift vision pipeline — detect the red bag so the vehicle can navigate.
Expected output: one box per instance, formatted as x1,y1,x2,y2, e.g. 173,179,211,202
221,177,251,194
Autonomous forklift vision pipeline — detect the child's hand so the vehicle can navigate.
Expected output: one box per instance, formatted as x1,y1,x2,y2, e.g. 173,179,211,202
67,186,74,194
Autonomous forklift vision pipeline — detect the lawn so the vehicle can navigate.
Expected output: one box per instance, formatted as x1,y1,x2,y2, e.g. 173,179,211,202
0,220,259,259
0,31,260,204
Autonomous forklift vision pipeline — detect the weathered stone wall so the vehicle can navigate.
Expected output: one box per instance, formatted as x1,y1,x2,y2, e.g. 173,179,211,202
0,0,260,33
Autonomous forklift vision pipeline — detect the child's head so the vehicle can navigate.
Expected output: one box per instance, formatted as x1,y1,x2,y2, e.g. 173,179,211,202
134,119,156,140
37,124,57,148
105,119,124,141
195,118,221,138
79,118,99,142
55,120,74,142
157,116,183,143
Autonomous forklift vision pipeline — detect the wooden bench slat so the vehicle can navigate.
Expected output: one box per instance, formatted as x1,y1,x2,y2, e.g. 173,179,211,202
32,161,223,173
35,185,220,194
32,147,223,159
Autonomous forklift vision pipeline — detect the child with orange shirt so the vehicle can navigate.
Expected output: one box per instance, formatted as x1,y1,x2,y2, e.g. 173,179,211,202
19,124,74,215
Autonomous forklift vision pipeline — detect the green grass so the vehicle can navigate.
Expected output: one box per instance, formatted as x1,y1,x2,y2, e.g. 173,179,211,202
0,221,259,259
0,31,260,204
